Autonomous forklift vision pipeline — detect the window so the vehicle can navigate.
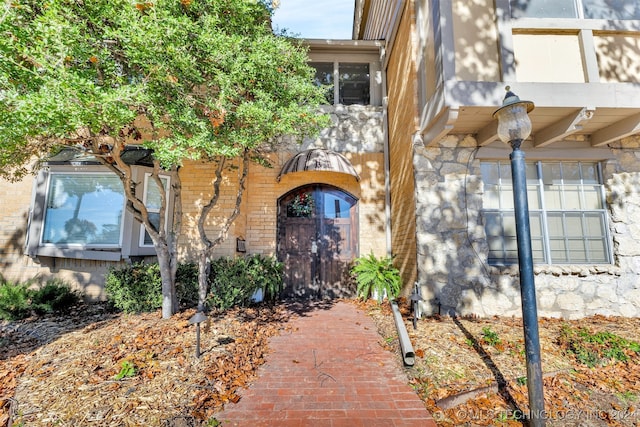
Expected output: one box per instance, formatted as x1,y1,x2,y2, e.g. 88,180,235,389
42,173,124,246
310,62,371,105
339,63,370,105
511,0,578,19
481,161,611,265
511,0,640,20
323,191,353,219
140,174,170,246
27,165,173,261
284,187,356,219
313,62,335,104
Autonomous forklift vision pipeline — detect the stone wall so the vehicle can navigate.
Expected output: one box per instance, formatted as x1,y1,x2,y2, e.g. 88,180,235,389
413,134,640,319
278,104,385,154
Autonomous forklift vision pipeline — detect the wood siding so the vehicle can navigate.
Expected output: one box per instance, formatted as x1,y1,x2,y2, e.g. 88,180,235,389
386,0,420,294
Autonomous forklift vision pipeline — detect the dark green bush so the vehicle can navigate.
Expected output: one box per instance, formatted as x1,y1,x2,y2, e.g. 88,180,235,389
105,262,200,313
31,279,81,314
207,254,283,311
0,278,33,321
176,262,199,308
208,257,257,311
246,254,283,303
0,276,81,320
105,262,163,313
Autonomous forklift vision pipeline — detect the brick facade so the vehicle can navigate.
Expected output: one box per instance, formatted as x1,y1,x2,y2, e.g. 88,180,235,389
0,106,386,300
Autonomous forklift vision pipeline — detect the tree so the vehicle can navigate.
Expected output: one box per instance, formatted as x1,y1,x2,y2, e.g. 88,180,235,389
0,0,328,318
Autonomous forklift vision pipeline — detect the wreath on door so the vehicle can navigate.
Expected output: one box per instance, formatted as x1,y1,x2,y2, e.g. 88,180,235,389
287,192,314,217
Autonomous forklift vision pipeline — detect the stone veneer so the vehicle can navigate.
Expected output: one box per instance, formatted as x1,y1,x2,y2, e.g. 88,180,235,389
413,134,640,319
277,104,384,154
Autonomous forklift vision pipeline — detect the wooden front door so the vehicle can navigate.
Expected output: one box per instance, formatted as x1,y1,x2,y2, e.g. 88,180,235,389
277,185,358,299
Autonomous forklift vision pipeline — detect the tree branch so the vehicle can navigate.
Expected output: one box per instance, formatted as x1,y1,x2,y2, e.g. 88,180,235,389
108,139,156,239
198,156,226,250
150,160,167,240
208,148,250,254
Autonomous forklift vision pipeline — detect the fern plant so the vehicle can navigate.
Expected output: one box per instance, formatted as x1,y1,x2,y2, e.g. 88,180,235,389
350,253,401,303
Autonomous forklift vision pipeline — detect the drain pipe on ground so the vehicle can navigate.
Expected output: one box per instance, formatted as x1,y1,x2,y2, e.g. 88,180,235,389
391,301,415,366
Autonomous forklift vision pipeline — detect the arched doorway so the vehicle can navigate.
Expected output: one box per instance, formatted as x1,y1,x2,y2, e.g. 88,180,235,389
277,185,359,299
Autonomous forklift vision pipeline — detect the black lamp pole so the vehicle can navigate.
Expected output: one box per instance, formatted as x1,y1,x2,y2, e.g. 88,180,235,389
494,88,546,426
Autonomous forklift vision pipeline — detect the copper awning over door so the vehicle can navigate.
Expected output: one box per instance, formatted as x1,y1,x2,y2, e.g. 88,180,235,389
276,148,360,182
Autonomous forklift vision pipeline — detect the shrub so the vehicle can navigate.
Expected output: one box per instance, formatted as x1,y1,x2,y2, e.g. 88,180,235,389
246,254,283,303
105,262,163,313
105,262,200,313
0,278,33,321
31,279,81,315
350,252,401,303
208,257,257,311
207,254,283,311
176,262,199,308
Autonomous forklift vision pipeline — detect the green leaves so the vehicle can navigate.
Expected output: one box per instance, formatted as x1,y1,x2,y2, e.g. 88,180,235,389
0,0,328,177
114,360,137,380
351,253,402,303
558,324,640,367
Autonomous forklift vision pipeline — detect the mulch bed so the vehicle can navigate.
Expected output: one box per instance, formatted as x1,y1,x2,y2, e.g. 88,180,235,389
1,303,292,426
3,299,640,426
363,299,640,427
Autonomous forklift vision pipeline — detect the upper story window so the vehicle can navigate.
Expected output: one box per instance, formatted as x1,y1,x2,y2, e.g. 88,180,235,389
511,0,640,20
311,62,371,106
481,160,612,265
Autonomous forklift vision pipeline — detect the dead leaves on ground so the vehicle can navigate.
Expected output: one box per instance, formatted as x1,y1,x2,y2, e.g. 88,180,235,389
4,300,640,426
1,304,290,426
191,317,283,420
366,302,640,427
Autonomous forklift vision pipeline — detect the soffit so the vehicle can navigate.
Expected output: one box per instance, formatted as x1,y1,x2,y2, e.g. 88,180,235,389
419,81,640,147
454,106,640,144
354,0,403,40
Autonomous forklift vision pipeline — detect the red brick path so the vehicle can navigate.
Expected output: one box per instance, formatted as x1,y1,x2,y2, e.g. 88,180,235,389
215,301,438,426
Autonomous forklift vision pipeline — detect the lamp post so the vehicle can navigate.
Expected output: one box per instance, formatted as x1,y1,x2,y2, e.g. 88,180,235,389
188,311,208,358
493,87,546,426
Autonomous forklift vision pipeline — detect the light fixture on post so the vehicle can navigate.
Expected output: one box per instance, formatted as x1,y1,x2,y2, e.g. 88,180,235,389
493,86,546,426
188,311,208,358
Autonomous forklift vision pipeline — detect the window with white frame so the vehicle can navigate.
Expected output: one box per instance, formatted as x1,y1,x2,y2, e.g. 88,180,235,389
510,0,640,20
310,62,371,105
140,173,170,246
481,161,611,265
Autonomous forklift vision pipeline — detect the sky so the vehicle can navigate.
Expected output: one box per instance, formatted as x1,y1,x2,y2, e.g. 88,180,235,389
271,0,355,40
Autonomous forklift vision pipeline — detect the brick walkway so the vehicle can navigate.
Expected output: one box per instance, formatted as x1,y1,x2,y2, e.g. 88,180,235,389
215,301,437,426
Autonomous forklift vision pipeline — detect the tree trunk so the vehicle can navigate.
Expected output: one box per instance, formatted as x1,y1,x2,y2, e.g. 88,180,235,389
157,242,177,318
194,152,250,312
197,251,210,312
103,143,182,319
